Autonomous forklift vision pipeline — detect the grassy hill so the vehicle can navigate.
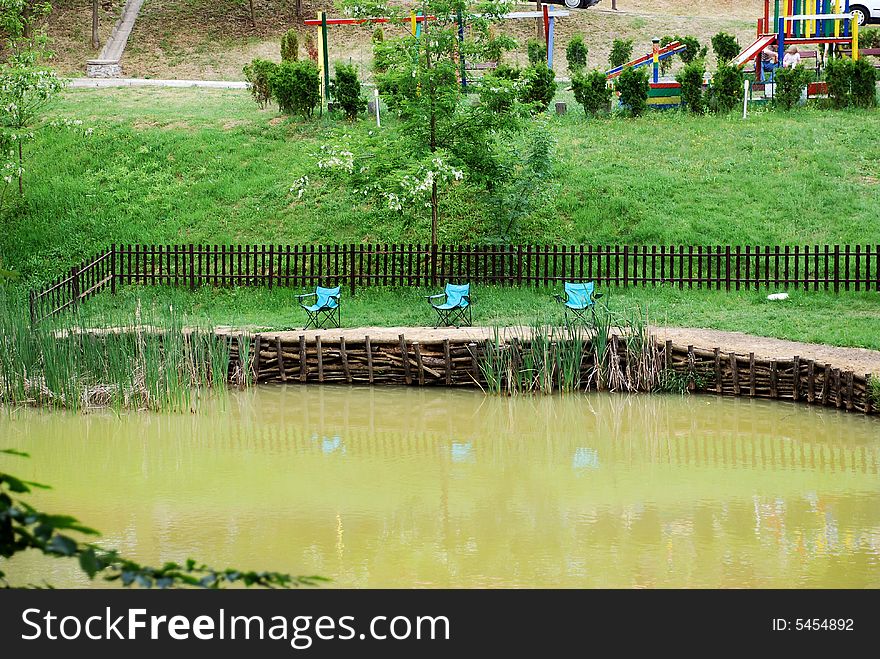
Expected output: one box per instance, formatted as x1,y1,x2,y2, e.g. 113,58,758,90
44,0,765,79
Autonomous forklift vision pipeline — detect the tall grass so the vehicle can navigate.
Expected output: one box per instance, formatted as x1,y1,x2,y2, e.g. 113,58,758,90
0,293,234,412
477,304,661,396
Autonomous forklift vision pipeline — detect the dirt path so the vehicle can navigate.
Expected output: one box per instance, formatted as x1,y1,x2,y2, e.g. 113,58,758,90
217,325,880,376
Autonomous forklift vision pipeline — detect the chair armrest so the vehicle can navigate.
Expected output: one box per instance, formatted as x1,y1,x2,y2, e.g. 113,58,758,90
425,293,445,300
295,292,316,300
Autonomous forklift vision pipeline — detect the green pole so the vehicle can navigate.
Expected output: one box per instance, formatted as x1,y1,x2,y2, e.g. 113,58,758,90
321,13,330,101
774,0,780,25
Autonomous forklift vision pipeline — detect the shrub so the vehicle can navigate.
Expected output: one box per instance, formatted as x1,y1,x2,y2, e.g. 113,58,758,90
773,65,811,110
859,27,880,49
676,60,705,114
480,74,520,115
609,38,634,68
706,63,743,113
572,69,611,116
519,64,557,113
615,65,649,117
711,32,740,63
243,58,277,109
493,63,522,81
659,36,675,75
566,34,588,74
825,56,854,108
270,60,321,118
280,29,298,62
330,63,366,120
485,34,517,63
851,58,878,108
527,38,547,66
678,35,707,65
372,27,384,44
303,32,319,65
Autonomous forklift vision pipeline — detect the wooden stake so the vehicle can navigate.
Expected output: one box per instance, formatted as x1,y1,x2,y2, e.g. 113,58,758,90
413,342,425,386
749,352,756,397
443,338,451,385
687,345,695,391
866,374,873,415
340,337,351,383
822,364,831,405
316,335,324,383
276,336,286,382
665,339,672,369
399,334,412,385
846,371,854,411
365,335,374,384
469,342,480,383
714,347,722,394
792,355,800,402
299,335,308,382
730,353,740,395
807,360,815,403
834,368,842,409
770,360,778,398
252,335,261,381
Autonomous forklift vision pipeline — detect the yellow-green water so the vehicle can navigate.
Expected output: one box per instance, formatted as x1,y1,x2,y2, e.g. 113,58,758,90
2,387,879,588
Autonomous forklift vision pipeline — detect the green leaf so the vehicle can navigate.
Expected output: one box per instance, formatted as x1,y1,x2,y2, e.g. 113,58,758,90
0,449,29,457
78,548,99,578
1,474,31,493
48,534,78,556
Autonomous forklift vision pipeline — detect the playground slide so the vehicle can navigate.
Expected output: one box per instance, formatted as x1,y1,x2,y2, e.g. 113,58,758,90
733,35,776,68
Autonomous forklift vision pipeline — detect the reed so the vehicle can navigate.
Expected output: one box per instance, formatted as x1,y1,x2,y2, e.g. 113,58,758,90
0,292,234,412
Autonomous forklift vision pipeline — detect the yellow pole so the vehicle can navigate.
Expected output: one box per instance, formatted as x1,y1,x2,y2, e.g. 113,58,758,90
853,19,859,60
411,11,417,36
834,0,841,37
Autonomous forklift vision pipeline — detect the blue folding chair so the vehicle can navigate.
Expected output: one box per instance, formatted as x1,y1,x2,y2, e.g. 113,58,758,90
426,283,472,327
553,281,602,323
296,286,341,329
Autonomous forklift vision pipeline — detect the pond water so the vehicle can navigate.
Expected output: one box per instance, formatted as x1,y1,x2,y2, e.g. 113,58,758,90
2,387,879,588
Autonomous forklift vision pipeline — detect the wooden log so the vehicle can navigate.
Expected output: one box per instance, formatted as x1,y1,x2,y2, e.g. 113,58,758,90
730,353,740,395
469,342,480,383
822,364,831,405
413,342,425,386
714,348,721,394
276,336,287,382
807,360,815,403
365,335,374,384
792,356,800,402
340,337,351,383
299,335,308,382
252,335,262,380
846,371,854,412
665,339,672,369
316,335,324,382
834,368,842,409
769,361,778,399
748,352,756,397
399,334,412,385
443,339,452,385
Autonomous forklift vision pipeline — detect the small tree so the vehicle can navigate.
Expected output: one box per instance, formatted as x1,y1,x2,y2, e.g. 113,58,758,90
566,34,588,75
711,32,740,64
520,63,557,113
825,56,854,108
572,69,611,116
706,62,743,113
615,65,649,117
280,29,299,62
851,58,878,108
330,63,366,120
678,35,707,65
609,38,634,69
773,65,811,110
243,58,277,108
676,60,705,114
485,32,517,63
527,38,547,66
271,60,320,118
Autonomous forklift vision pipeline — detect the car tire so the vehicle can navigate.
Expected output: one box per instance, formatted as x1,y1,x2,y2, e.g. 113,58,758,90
564,0,581,8
850,5,869,26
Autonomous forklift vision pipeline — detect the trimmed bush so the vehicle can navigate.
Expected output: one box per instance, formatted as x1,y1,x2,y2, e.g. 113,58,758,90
711,32,740,64
615,66,649,117
609,38,634,69
485,34,517,64
566,34,588,74
706,63,743,113
520,64,557,113
572,69,612,116
243,58,277,109
281,29,299,62
773,65,811,110
676,60,705,114
852,58,878,108
330,63,366,120
825,56,854,108
527,38,547,66
271,60,321,118
493,63,522,81
678,35,707,65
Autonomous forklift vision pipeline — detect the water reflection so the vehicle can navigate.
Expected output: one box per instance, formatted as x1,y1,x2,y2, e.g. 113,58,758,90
2,386,878,588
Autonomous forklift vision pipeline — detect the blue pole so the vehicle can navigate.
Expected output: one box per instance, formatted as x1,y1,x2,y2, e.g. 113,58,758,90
843,0,850,37
547,16,555,69
457,9,466,90
778,16,786,64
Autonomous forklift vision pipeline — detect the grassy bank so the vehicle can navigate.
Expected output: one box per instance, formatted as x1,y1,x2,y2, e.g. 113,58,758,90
3,86,879,287
75,285,880,351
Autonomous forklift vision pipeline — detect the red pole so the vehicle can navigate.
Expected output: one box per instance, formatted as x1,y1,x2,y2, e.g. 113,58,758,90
543,3,550,48
765,0,770,32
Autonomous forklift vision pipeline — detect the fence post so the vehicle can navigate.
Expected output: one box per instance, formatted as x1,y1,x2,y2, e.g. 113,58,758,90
349,243,356,296
268,244,275,290
71,265,80,307
189,244,195,291
431,243,438,288
110,244,117,294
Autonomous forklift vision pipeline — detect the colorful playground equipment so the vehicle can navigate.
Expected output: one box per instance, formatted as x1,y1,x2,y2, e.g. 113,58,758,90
605,38,688,109
304,8,568,102
733,0,860,81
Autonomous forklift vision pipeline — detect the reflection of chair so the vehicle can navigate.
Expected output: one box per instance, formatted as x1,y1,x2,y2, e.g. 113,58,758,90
426,283,472,327
553,281,602,323
296,286,341,329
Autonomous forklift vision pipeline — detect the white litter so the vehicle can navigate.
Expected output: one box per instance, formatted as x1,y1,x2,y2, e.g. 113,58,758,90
767,293,789,301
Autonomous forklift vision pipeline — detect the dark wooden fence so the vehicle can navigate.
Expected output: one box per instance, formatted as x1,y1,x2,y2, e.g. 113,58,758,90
30,243,880,324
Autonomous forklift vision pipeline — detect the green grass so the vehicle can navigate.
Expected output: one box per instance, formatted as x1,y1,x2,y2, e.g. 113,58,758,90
2,86,879,288
75,284,880,351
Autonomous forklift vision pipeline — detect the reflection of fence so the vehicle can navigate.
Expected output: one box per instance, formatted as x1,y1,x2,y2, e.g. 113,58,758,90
29,243,880,324
226,333,876,416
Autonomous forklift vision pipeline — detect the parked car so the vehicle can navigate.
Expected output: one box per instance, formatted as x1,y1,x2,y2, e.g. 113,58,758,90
851,3,880,25
543,0,603,10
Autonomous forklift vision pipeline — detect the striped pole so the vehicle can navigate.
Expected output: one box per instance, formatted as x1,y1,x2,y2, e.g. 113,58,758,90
652,38,660,84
